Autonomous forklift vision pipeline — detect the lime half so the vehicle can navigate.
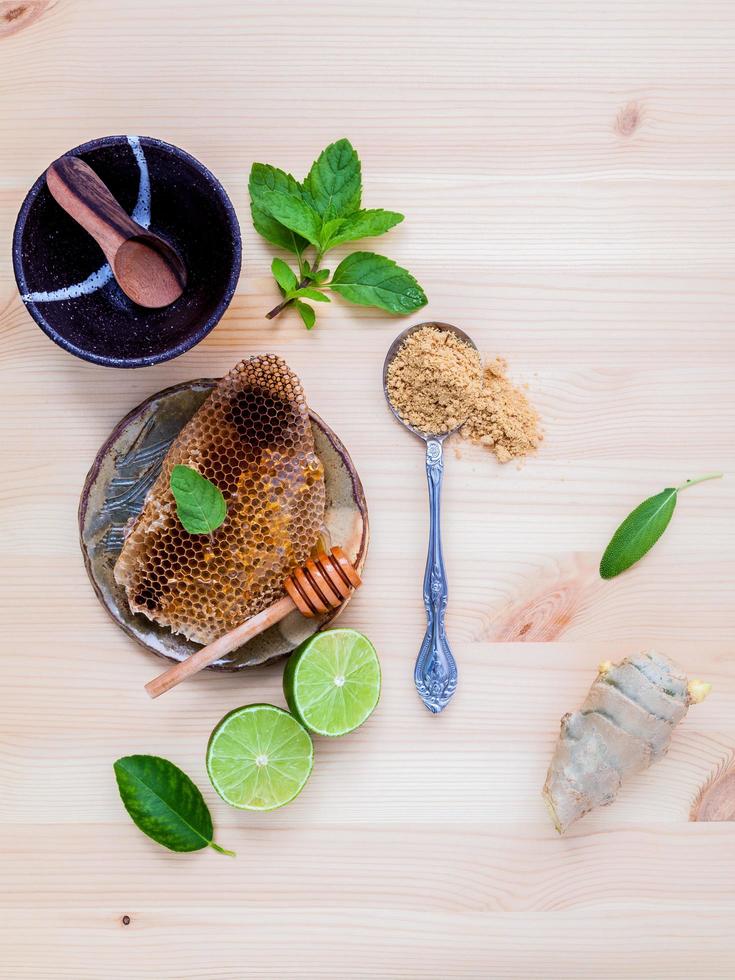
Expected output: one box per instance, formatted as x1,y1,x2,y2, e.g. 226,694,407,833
206,704,313,810
284,629,381,737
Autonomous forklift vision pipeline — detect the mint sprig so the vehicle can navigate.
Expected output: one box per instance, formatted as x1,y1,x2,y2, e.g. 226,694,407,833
249,139,427,329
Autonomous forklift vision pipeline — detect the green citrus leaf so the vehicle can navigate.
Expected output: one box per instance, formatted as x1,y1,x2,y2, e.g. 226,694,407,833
271,257,298,293
249,163,309,254
170,464,227,535
294,300,316,330
330,251,427,314
304,138,361,220
322,209,404,249
600,489,678,579
114,755,234,856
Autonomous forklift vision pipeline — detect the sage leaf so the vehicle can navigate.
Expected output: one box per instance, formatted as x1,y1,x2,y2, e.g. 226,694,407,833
322,209,404,249
249,163,308,255
272,257,298,293
304,138,361,219
170,464,227,535
600,489,677,579
600,472,723,579
294,300,316,330
330,251,427,314
114,755,234,856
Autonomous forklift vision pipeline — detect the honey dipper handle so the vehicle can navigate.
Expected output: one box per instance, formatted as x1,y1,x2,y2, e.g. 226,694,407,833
145,595,296,699
414,439,457,713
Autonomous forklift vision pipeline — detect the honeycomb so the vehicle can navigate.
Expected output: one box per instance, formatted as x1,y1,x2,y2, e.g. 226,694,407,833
114,355,326,645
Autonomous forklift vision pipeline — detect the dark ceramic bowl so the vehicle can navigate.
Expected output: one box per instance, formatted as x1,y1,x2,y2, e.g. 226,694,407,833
12,135,241,368
79,379,369,670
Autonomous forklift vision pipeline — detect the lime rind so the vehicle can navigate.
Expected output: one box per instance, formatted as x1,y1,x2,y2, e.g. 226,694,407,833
284,629,381,737
206,704,313,811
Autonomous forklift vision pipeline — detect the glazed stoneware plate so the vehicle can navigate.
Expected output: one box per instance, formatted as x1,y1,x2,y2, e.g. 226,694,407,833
13,135,241,367
79,380,369,669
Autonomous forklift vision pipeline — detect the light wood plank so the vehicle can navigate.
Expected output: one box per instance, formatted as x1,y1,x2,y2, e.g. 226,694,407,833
1,0,734,976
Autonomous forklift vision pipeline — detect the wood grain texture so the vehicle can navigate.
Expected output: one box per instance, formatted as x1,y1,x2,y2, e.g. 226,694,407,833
1,0,734,977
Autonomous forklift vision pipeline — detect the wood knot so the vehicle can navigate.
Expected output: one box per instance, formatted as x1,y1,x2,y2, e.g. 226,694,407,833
615,101,642,137
479,555,598,642
0,0,51,38
691,757,735,822
121,914,131,926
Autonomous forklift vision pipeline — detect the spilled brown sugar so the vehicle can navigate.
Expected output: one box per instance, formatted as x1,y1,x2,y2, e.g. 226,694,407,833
386,325,542,463
460,356,542,463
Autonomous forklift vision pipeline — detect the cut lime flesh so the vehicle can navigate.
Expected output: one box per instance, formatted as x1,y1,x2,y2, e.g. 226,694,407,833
206,704,313,811
284,629,381,737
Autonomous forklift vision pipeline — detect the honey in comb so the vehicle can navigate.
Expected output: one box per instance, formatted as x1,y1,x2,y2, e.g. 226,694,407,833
114,355,326,645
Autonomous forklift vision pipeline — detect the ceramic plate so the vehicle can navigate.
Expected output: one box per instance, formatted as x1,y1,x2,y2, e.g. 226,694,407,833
79,379,368,669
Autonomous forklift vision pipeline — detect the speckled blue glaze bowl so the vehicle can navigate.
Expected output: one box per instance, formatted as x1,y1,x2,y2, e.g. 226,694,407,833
12,135,241,368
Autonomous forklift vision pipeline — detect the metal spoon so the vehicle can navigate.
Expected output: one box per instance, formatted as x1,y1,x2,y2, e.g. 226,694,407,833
46,155,187,308
383,321,481,713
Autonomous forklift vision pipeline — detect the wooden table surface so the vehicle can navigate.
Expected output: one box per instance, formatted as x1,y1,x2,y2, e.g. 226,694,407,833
2,1,734,977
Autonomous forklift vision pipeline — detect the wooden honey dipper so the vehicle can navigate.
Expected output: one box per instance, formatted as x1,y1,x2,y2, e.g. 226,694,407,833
145,547,362,698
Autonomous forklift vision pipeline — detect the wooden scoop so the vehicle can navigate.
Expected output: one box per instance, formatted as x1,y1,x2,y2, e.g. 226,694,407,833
145,547,362,699
46,155,187,308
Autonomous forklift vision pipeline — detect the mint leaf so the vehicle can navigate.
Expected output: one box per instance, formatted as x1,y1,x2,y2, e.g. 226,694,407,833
252,204,306,255
293,287,330,302
322,209,404,249
170,465,227,535
302,268,331,284
272,257,298,294
319,217,346,248
599,473,723,579
257,187,322,247
330,251,427,314
114,755,234,856
249,163,308,255
294,300,316,329
304,138,361,220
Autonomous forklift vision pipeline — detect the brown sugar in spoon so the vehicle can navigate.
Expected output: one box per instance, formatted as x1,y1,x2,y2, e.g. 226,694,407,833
45,155,187,308
144,547,362,699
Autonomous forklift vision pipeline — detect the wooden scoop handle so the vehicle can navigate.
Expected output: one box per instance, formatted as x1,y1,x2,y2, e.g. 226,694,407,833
144,548,361,699
46,156,142,264
145,594,295,699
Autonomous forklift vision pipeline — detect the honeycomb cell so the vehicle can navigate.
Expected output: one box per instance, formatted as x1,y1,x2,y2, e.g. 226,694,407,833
114,355,326,645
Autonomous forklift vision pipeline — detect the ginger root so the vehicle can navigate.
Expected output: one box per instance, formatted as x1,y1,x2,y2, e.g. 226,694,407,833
543,650,710,834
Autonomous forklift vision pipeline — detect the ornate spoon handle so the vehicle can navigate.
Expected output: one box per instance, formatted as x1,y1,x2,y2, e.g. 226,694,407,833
414,438,458,713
